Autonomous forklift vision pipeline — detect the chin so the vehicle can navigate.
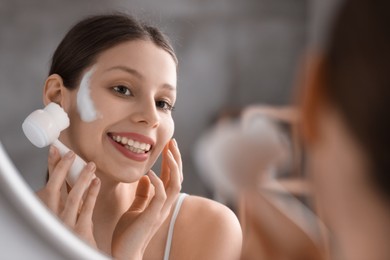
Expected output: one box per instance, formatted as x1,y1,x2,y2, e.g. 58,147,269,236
93,162,143,183
115,166,148,183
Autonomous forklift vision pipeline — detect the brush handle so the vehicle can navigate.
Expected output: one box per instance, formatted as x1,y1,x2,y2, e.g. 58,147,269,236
52,139,88,186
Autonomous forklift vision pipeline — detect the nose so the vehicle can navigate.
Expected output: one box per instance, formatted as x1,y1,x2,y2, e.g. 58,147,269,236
130,98,159,128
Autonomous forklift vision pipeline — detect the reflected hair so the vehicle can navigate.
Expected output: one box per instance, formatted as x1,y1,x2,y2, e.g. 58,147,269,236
322,0,390,199
49,13,178,89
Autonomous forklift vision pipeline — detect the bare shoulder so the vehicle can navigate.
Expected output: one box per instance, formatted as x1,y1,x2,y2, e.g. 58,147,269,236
171,194,242,260
181,195,240,228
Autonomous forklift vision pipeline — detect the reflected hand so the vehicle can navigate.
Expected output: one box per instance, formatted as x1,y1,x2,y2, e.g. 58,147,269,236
36,145,100,248
112,139,183,260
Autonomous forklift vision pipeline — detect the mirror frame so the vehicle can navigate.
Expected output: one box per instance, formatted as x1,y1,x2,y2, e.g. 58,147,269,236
0,141,110,259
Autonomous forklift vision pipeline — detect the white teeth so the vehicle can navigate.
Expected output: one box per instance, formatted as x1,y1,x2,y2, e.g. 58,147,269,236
112,135,151,153
124,146,145,154
121,137,128,145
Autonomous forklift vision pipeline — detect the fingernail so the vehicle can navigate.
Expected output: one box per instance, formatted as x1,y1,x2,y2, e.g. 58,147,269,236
147,170,157,178
49,146,55,156
86,162,96,172
172,138,177,146
65,151,75,159
167,149,174,158
93,177,100,186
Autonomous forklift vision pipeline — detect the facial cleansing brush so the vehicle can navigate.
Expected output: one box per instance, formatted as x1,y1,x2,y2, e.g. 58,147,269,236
22,102,87,186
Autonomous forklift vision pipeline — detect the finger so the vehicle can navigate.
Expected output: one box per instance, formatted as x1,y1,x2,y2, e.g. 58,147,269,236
143,170,167,217
61,162,96,226
46,151,75,191
169,138,183,182
160,143,170,188
129,175,151,211
77,177,101,225
161,149,181,212
47,145,61,176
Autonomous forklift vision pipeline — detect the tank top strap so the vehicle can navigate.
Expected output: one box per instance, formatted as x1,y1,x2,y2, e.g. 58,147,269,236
163,193,188,260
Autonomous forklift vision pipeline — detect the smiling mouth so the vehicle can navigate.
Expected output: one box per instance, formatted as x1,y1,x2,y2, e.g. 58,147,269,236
109,134,152,154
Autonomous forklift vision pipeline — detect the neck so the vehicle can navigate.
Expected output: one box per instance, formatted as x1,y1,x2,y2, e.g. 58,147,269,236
92,170,139,254
94,180,137,217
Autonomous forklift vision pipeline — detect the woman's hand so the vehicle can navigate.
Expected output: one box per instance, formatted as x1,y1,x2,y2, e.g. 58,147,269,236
111,139,183,260
36,145,101,248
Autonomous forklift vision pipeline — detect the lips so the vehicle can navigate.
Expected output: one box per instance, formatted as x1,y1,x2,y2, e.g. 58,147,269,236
107,132,154,162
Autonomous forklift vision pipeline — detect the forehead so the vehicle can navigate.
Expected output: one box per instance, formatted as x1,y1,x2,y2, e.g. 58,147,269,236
93,40,177,87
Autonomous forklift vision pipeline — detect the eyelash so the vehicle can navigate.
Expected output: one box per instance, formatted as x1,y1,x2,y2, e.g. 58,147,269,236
111,85,175,112
112,85,132,96
156,100,175,112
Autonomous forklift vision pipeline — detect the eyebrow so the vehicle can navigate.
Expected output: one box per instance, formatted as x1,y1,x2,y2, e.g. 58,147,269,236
105,65,176,91
105,65,143,80
161,83,176,91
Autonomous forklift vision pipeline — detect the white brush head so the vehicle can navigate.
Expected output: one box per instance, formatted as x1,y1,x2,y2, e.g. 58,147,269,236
22,102,70,148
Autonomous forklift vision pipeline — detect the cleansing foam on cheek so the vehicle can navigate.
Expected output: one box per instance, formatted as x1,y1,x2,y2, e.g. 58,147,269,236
77,67,101,122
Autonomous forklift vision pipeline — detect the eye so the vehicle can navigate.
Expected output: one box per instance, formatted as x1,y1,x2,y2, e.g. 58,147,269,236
112,85,132,96
156,100,175,112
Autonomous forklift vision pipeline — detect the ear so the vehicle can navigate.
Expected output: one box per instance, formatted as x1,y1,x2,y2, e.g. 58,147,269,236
42,74,69,107
298,51,327,145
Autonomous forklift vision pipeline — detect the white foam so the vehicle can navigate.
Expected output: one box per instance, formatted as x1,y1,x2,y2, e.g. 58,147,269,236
77,67,101,122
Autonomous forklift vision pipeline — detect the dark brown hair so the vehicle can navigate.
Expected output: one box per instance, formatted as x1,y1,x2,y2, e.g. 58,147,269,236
322,0,390,199
49,13,178,89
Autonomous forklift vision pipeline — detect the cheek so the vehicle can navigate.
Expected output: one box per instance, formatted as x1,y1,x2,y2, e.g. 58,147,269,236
63,103,106,149
158,117,175,148
143,118,174,170
166,117,175,140
307,143,341,217
308,144,332,188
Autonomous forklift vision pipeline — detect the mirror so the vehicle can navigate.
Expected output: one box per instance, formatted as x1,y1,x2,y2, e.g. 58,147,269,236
0,1,316,258
0,141,110,259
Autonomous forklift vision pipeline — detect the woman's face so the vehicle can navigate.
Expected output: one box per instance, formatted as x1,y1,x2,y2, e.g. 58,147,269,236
60,40,177,183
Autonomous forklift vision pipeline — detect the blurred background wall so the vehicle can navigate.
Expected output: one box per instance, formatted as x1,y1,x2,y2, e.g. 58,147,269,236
0,0,311,197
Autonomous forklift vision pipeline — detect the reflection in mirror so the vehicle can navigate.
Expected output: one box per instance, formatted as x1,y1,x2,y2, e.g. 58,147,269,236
193,105,329,259
0,141,110,259
1,1,317,259
1,12,245,260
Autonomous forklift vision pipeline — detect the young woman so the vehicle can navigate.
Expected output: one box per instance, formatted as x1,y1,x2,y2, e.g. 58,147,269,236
301,0,390,259
35,14,242,259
